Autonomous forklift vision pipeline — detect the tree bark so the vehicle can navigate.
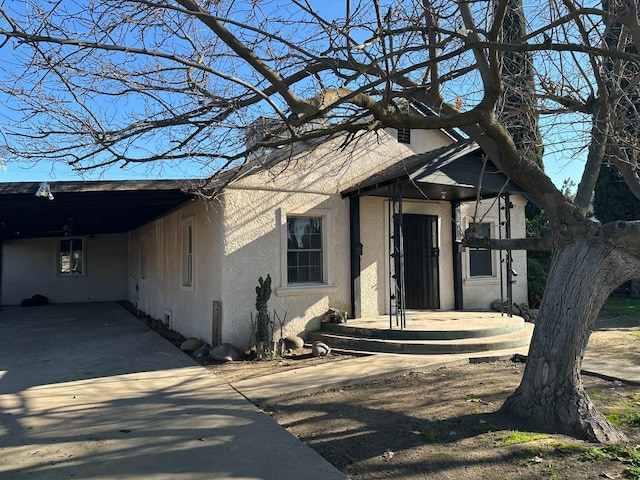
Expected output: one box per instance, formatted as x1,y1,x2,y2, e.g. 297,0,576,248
501,223,640,443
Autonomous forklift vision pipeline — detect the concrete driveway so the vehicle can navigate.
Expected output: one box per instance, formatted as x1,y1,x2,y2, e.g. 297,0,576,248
0,303,348,480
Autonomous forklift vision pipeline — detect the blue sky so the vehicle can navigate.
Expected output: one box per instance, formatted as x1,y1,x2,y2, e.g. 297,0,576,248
0,0,587,189
0,133,586,188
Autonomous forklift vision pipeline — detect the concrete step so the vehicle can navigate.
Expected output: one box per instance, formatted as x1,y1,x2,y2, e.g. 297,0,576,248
308,322,534,355
320,315,526,340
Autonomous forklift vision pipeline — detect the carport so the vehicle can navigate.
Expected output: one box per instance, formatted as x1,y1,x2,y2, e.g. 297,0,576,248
0,180,196,306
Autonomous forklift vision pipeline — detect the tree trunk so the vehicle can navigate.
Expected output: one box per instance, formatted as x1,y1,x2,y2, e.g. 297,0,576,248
501,234,631,443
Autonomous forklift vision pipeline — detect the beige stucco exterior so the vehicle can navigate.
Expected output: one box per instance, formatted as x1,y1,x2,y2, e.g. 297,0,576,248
1,233,128,305
127,200,224,343
123,128,529,348
0,127,530,350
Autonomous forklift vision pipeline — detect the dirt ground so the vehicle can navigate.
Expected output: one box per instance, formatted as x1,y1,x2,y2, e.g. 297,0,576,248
203,310,640,480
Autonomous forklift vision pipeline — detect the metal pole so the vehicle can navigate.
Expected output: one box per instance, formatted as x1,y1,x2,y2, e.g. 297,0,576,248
505,194,513,317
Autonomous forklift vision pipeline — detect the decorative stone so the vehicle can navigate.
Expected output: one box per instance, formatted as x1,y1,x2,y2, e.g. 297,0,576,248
20,294,49,307
180,337,203,352
283,335,304,351
320,308,346,324
490,300,520,315
490,299,504,313
192,343,211,358
312,341,331,357
209,343,245,362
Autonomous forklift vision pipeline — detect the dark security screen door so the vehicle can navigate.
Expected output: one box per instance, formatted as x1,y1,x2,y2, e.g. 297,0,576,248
402,214,440,309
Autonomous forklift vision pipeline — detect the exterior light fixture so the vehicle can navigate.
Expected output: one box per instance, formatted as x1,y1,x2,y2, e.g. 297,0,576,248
440,190,447,200
35,182,54,200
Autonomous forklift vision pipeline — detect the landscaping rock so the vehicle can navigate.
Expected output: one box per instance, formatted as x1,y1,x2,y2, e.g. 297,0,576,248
320,308,347,324
491,299,505,313
20,294,49,307
283,335,304,351
490,300,520,315
517,303,538,323
209,343,245,362
312,341,331,357
180,337,203,352
192,343,211,358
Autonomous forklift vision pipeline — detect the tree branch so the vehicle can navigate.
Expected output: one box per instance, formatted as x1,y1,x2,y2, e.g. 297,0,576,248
575,102,608,212
463,227,553,251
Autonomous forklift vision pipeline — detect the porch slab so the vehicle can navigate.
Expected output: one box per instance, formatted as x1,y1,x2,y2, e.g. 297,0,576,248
342,311,523,333
311,311,533,355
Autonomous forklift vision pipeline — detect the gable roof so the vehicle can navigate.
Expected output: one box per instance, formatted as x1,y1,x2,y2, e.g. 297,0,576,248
341,139,528,202
0,134,529,240
0,180,193,240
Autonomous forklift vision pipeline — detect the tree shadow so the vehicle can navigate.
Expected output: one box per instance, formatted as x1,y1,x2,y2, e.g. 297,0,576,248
0,303,346,480
269,396,568,476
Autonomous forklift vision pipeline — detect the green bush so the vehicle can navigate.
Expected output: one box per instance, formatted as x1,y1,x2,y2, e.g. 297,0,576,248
527,257,548,308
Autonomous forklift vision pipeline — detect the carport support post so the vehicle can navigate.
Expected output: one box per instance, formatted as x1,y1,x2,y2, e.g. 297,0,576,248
451,202,463,310
212,300,222,347
504,194,513,316
349,197,362,319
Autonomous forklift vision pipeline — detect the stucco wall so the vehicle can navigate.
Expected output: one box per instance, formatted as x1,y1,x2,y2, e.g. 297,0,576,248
128,127,529,348
359,196,387,317
1,233,128,305
459,195,528,309
359,197,457,315
214,128,454,346
128,199,223,344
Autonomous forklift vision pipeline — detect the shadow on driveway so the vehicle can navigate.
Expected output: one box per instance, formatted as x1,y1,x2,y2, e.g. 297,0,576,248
0,303,347,480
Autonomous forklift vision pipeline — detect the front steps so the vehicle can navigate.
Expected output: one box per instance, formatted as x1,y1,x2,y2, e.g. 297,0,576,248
308,312,533,355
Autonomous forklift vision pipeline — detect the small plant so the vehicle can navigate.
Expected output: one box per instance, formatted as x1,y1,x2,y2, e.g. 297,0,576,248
582,446,606,461
625,465,640,479
255,274,272,358
549,441,585,453
606,411,622,425
603,444,640,464
605,403,640,427
274,310,288,356
582,444,640,479
546,467,564,479
497,430,549,446
472,422,496,434
424,430,437,442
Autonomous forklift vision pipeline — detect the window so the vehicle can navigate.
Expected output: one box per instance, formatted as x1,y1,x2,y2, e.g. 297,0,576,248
59,238,85,276
181,218,194,288
287,216,323,284
397,128,411,144
469,223,493,277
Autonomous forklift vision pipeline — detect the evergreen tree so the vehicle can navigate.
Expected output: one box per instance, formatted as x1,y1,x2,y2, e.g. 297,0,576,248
594,164,640,223
496,0,544,169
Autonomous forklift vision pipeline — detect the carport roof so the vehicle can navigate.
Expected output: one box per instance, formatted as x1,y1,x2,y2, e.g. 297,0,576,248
0,179,195,240
342,140,528,202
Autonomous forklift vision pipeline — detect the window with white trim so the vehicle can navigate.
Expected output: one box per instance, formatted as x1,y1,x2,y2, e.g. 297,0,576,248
469,222,493,277
59,237,85,276
181,218,194,288
287,216,323,284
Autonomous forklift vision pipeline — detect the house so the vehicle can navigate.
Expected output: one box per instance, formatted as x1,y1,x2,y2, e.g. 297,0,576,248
0,127,529,348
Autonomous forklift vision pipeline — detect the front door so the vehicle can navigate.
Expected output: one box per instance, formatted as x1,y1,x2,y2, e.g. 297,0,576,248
402,214,440,309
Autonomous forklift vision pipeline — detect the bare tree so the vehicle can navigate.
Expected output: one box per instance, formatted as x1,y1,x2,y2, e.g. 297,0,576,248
1,0,640,442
